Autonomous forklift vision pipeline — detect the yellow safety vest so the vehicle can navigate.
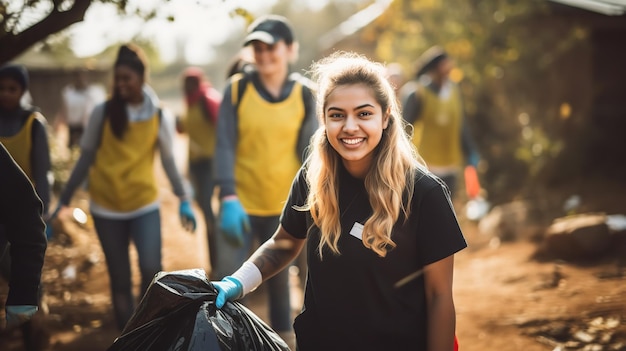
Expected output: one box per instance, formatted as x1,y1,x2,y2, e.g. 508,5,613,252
183,102,216,161
88,113,159,212
234,79,304,216
411,84,463,168
0,112,45,182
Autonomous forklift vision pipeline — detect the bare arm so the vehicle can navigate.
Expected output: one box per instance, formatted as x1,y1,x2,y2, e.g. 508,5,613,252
424,255,456,351
248,225,306,280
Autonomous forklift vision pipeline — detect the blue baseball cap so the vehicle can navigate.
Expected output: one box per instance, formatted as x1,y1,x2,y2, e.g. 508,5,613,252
243,15,294,46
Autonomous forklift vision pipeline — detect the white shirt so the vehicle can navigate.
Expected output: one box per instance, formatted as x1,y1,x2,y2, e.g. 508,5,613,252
62,84,106,127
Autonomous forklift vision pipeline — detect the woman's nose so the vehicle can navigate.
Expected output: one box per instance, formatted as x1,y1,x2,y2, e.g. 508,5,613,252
343,115,359,132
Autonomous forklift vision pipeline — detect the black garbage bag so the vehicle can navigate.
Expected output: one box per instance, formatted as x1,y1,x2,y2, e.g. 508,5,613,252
107,268,290,351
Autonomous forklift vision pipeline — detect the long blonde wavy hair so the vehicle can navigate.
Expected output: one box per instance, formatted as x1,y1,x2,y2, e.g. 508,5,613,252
301,52,423,258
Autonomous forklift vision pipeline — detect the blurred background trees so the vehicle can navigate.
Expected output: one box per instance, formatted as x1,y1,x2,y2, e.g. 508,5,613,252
3,0,625,214
0,0,172,63
364,0,626,210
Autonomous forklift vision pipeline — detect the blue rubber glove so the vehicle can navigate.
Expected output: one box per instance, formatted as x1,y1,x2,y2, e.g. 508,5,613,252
219,197,250,247
45,204,61,240
467,151,480,169
45,222,53,240
212,276,243,309
6,305,38,328
179,200,197,232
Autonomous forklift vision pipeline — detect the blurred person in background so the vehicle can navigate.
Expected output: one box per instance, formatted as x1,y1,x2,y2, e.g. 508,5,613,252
213,14,317,345
0,64,51,351
400,46,481,200
54,68,106,150
176,67,222,278
54,43,197,331
385,62,406,99
0,63,51,221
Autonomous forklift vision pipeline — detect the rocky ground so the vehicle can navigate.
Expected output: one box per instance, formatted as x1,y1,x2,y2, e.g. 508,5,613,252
1,132,624,351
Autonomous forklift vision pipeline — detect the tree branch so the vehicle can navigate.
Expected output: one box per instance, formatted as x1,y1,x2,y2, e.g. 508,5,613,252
0,0,94,64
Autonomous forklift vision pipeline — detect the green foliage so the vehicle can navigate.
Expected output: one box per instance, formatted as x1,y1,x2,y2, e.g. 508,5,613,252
366,0,593,203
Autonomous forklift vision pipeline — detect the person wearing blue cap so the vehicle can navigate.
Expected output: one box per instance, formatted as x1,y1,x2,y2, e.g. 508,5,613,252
213,14,317,345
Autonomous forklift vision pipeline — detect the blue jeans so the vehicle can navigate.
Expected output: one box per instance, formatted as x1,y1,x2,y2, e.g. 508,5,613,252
92,209,162,330
214,214,292,332
188,159,217,273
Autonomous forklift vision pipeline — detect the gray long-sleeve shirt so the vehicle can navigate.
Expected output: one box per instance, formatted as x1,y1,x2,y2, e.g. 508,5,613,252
60,86,189,219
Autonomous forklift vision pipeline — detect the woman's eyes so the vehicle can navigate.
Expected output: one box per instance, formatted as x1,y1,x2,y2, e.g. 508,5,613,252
328,111,373,118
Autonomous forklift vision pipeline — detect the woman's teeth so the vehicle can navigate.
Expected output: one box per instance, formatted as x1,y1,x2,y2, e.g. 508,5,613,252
343,138,363,145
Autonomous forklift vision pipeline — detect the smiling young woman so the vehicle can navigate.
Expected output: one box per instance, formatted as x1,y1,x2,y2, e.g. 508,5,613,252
324,84,390,178
212,51,466,351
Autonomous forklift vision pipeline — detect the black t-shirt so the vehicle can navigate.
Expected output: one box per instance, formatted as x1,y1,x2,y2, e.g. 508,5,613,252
0,142,46,306
280,164,467,351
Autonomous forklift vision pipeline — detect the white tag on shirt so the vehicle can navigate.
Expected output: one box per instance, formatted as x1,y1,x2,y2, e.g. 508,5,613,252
349,222,364,240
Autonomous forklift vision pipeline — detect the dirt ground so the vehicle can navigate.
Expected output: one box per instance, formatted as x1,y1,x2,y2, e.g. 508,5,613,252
1,134,625,351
